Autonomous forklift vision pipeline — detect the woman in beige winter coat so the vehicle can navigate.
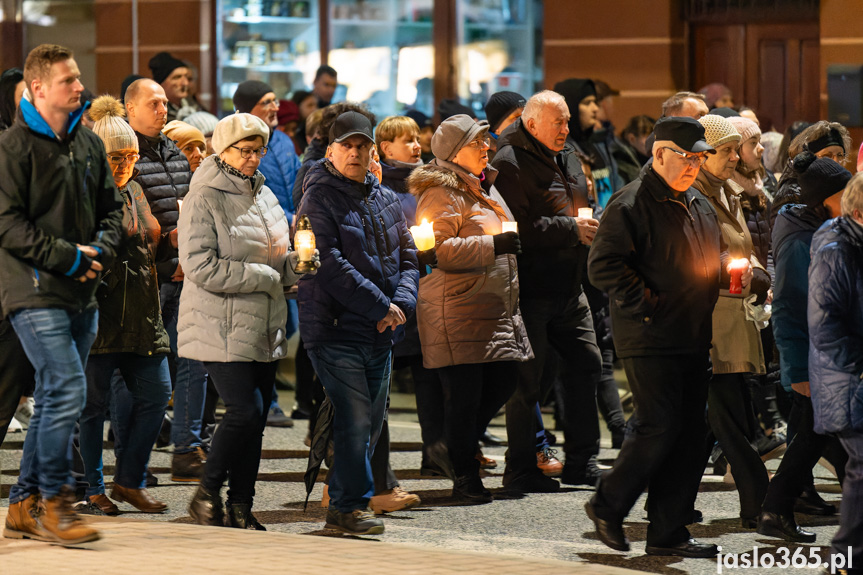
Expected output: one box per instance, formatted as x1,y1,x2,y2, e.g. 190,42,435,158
695,114,772,526
409,114,533,503
179,113,315,530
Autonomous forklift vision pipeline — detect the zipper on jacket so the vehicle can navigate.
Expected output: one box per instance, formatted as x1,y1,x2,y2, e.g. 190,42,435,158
121,261,129,327
82,156,92,200
69,141,75,162
31,268,40,291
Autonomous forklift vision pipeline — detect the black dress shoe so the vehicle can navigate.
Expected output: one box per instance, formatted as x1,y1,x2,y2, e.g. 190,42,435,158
188,485,224,527
741,516,757,529
480,430,505,446
503,473,560,494
795,486,836,516
757,511,816,543
452,475,493,504
645,538,718,558
226,502,266,530
585,500,630,552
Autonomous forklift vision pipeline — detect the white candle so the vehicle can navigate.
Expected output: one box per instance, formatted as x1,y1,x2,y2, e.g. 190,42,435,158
578,207,593,220
501,221,518,234
410,218,436,251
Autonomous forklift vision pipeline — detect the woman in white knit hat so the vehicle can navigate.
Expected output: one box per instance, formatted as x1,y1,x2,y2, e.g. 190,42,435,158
179,113,318,530
78,94,172,516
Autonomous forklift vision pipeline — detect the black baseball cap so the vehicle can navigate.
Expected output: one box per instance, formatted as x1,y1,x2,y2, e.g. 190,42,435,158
329,111,374,143
653,117,715,154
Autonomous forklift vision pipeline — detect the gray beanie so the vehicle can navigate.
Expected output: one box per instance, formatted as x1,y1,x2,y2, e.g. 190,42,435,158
431,114,488,162
212,113,270,155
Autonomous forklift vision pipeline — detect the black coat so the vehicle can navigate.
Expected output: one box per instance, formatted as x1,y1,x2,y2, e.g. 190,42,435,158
291,138,326,213
491,118,591,300
133,132,191,282
0,100,123,318
588,167,722,358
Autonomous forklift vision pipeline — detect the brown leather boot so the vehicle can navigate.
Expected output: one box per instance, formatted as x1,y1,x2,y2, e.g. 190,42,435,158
110,484,167,513
41,487,100,545
171,448,206,483
3,494,51,542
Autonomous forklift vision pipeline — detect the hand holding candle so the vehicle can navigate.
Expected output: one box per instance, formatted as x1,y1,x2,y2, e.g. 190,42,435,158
727,258,751,294
410,218,436,251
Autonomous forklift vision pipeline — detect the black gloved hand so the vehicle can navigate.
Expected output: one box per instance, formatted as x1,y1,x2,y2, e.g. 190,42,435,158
750,268,771,306
417,248,437,270
493,231,521,255
68,251,95,281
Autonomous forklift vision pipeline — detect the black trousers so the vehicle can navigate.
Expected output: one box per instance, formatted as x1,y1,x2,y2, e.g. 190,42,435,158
505,292,601,484
596,347,625,435
201,361,277,505
0,318,35,446
437,361,518,478
708,373,770,520
411,356,445,467
762,391,848,514
592,353,709,547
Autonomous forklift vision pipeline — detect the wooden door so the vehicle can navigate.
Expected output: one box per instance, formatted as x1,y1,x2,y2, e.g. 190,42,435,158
693,22,820,133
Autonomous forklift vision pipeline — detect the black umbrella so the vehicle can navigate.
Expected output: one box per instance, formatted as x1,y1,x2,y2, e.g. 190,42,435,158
303,393,334,511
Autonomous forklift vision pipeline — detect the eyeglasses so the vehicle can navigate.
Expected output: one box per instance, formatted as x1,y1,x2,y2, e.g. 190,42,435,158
107,153,140,166
258,98,278,109
661,147,708,166
465,137,491,150
229,145,268,159
817,151,847,163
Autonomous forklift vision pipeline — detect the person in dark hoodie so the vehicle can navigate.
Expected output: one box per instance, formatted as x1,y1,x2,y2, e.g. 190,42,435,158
554,78,625,209
491,90,603,493
484,90,525,164
759,153,852,543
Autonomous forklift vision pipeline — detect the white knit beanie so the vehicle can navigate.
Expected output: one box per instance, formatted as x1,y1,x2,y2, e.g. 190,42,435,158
89,95,138,154
698,114,741,149
211,113,270,155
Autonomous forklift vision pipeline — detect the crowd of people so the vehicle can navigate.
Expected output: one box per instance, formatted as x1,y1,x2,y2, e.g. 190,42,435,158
0,43,861,572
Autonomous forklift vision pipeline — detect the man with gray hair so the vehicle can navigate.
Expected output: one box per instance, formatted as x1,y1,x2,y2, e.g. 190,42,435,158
661,91,709,120
491,90,603,494
585,117,721,557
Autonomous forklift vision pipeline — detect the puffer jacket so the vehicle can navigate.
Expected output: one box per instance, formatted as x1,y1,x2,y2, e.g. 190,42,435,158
177,156,298,363
133,131,192,282
0,99,123,318
409,160,533,369
491,118,590,300
693,169,767,375
297,160,419,350
771,204,828,390
91,178,169,356
808,216,863,433
291,138,326,214
258,129,301,218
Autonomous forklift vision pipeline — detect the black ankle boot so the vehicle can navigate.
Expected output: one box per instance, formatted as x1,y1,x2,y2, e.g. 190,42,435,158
452,475,492,504
188,485,224,526
226,502,266,531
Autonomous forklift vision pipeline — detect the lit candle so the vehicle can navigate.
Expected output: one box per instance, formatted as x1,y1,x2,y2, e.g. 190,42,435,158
728,258,749,294
578,207,593,220
177,199,183,212
410,218,436,251
501,221,518,234
293,215,316,273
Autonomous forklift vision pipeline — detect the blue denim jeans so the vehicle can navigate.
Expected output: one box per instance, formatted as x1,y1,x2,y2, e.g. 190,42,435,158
308,344,390,513
79,353,171,495
160,282,208,453
8,307,99,502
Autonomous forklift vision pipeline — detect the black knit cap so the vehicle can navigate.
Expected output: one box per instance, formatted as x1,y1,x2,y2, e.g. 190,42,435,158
484,91,525,133
793,151,852,207
710,107,738,118
148,52,187,85
233,80,273,114
438,98,475,121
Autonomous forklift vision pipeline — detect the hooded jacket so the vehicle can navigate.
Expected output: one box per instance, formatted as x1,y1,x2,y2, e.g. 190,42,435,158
808,216,863,433
588,167,722,358
0,99,123,318
771,203,828,390
177,156,299,363
91,178,170,356
409,160,533,369
491,118,590,300
297,160,419,350
133,131,192,282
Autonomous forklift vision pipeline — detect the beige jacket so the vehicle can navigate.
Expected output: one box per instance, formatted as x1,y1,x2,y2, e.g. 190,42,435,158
694,169,765,375
408,160,533,369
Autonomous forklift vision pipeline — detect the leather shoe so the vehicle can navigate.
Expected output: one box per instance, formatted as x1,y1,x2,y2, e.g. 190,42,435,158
226,502,266,530
757,511,816,543
452,475,493,504
189,485,224,526
110,485,167,513
585,500,629,552
794,486,836,516
645,538,718,558
503,472,560,494
480,430,505,447
88,493,119,516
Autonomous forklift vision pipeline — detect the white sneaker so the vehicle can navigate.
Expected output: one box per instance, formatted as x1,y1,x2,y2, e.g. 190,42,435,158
7,417,23,433
14,397,35,429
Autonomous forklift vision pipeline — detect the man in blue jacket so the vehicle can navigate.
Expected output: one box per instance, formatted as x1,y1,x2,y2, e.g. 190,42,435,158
297,111,418,535
0,44,123,545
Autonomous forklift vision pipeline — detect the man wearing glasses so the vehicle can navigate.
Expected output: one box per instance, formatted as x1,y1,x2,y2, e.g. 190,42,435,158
491,90,604,494
586,117,722,558
125,78,206,484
